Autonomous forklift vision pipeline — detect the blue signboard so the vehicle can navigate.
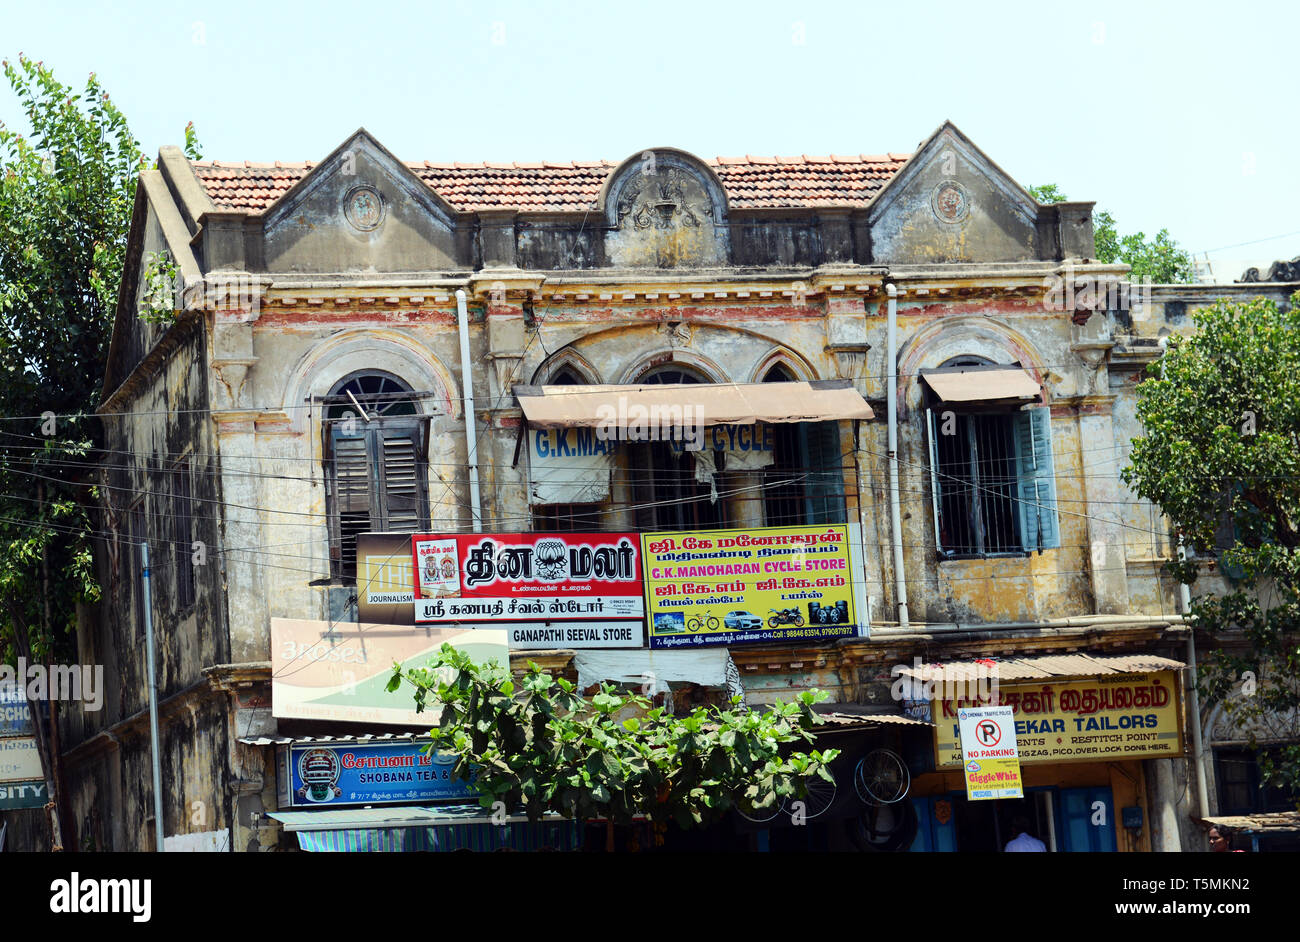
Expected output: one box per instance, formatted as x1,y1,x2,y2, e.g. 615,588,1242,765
0,685,34,738
0,780,47,810
282,740,476,807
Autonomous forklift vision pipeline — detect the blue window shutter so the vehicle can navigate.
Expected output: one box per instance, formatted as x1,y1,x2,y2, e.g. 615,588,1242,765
925,408,944,552
1013,406,1060,551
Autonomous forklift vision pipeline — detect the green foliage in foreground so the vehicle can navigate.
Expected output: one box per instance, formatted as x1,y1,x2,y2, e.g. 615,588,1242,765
1123,292,1300,807
390,644,840,828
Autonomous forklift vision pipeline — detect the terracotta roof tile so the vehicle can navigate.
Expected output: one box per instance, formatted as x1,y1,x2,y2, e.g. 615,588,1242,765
191,152,911,213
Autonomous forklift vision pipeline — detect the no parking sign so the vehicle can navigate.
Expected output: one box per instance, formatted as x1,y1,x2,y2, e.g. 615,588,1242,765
958,706,1023,801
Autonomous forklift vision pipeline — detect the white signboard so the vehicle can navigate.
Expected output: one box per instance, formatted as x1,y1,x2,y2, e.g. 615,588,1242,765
958,706,1023,800
0,737,43,783
527,428,615,505
504,621,645,650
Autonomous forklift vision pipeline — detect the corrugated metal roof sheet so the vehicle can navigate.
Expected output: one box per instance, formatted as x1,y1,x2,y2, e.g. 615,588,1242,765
896,653,1185,682
819,711,932,728
238,732,426,747
268,804,569,831
1201,812,1300,834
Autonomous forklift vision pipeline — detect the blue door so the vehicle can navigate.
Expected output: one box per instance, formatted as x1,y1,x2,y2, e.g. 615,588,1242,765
1056,787,1117,852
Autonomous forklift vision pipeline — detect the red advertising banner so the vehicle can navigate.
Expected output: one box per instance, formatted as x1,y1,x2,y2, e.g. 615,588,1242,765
410,533,644,625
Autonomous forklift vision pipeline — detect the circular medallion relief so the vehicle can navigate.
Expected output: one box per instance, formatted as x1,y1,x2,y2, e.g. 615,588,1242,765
931,180,969,224
344,185,385,231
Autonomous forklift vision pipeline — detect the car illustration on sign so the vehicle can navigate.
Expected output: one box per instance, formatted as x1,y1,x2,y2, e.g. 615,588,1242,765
723,610,763,630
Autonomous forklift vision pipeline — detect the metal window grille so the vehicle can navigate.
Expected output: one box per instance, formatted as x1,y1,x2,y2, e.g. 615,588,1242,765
932,412,1022,555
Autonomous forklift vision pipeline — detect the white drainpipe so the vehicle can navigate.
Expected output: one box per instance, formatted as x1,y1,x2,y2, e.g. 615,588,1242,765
886,283,909,629
456,289,483,531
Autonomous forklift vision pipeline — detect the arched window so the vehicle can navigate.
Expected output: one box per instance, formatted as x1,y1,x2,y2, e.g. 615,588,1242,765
636,366,708,385
761,365,846,526
323,371,429,581
921,356,1058,556
627,366,726,531
326,372,420,419
545,366,586,386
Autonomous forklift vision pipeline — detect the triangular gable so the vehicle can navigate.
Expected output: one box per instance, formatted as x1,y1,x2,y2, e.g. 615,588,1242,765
259,128,461,273
263,128,458,229
866,121,1043,264
868,120,1038,225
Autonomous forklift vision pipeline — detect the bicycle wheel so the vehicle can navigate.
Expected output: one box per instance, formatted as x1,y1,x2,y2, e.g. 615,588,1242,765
854,749,910,805
735,791,783,824
791,776,837,821
686,618,702,632
706,616,721,631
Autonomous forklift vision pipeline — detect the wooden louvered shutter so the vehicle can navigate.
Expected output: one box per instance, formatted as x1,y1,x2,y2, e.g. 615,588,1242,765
329,425,373,580
801,420,846,525
376,419,429,533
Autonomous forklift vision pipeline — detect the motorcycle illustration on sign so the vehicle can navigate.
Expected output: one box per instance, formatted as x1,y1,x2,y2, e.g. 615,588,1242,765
767,608,805,628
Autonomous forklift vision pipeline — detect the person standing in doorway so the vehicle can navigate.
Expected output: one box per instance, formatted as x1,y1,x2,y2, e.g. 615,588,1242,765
1004,815,1047,852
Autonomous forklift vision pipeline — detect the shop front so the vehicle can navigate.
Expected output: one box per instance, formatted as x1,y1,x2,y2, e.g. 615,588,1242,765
896,653,1187,853
252,734,583,852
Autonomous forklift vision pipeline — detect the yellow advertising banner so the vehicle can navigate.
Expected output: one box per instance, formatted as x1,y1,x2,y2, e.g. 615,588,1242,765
642,524,858,649
933,671,1184,768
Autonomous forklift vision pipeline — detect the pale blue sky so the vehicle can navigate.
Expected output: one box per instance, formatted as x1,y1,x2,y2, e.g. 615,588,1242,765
4,0,1297,278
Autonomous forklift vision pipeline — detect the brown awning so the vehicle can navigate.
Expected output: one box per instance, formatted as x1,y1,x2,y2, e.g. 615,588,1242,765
513,379,873,428
920,365,1041,404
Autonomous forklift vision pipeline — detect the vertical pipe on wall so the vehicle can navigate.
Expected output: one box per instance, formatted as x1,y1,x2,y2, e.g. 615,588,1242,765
1178,538,1210,819
456,289,483,531
141,543,165,852
886,283,909,629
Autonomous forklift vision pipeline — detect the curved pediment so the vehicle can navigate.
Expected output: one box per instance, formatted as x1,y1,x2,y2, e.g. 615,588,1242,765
599,148,730,268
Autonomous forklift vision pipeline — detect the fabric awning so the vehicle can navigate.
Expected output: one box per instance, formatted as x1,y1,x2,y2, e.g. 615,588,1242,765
513,379,873,429
919,365,1041,404
572,648,736,695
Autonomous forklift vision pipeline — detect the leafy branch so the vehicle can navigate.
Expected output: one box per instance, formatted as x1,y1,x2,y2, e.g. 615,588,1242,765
388,644,840,830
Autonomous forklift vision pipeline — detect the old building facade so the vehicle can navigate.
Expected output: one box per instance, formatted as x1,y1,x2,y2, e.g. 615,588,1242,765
20,121,1297,852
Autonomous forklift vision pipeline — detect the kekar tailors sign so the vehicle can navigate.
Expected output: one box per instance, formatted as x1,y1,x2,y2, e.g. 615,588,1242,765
933,672,1184,768
642,525,858,649
958,706,1024,801
411,533,645,649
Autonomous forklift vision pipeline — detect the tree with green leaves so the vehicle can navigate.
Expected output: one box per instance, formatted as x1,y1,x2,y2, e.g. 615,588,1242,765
0,55,193,849
1122,291,1300,809
1028,183,1194,283
388,645,840,848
